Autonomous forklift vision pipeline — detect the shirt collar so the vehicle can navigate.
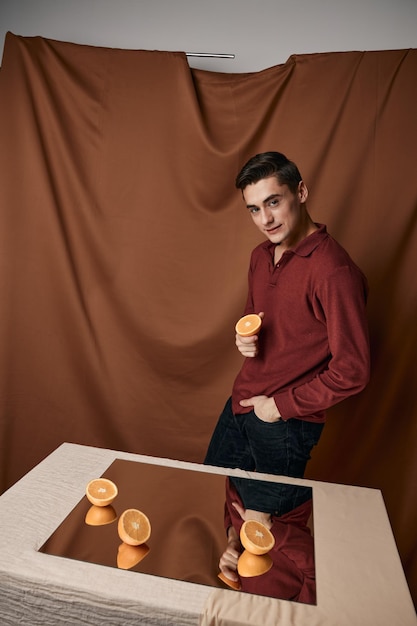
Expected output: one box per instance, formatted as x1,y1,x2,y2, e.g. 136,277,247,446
263,223,327,258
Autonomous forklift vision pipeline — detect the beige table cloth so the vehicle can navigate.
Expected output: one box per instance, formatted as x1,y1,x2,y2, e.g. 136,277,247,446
0,443,415,625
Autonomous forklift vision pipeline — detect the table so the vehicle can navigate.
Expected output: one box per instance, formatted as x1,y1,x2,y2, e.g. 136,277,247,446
0,443,415,625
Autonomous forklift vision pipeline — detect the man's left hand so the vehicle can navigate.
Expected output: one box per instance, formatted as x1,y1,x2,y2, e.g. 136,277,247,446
239,395,281,423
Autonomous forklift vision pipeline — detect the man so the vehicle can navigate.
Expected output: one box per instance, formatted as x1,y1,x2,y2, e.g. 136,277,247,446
204,151,370,521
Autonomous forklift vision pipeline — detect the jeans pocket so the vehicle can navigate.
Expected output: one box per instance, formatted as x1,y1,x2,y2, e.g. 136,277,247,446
249,408,286,428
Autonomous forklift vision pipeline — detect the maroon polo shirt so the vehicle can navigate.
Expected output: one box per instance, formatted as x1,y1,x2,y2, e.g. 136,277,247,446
232,225,370,422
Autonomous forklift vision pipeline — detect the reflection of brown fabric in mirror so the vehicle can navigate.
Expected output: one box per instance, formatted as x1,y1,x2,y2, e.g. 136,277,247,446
40,460,227,589
222,479,316,604
165,515,223,585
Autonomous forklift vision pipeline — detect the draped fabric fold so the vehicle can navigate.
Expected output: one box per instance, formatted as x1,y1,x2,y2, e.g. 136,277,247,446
0,33,416,606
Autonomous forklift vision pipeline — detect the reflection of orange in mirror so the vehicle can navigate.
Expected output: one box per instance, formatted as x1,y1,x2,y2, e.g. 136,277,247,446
85,504,117,526
240,520,275,555
237,550,273,577
217,571,241,590
117,509,151,546
235,314,262,337
117,542,150,569
86,478,118,507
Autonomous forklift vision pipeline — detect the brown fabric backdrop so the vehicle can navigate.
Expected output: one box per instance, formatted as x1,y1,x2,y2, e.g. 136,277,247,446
1,33,416,605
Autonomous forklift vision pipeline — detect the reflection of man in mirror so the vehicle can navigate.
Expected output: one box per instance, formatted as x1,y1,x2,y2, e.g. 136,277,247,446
220,479,316,603
204,151,370,525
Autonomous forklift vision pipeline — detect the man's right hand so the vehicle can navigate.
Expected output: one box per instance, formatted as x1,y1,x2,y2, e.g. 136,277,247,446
236,333,260,357
219,526,241,582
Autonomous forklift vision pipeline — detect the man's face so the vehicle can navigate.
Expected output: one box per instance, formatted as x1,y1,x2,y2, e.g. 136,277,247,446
243,176,308,249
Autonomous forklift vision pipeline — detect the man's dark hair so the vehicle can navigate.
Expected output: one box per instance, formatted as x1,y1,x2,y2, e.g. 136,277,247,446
235,151,302,194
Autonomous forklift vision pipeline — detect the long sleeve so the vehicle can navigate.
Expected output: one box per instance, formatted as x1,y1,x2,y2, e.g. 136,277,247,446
275,264,370,419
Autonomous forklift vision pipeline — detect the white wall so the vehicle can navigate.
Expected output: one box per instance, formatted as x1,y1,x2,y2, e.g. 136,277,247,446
0,0,416,73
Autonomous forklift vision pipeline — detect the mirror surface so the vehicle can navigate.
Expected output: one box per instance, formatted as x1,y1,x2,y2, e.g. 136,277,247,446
39,459,316,604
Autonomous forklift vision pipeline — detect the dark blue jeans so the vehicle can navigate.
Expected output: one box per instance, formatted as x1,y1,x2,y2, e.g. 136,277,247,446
204,397,324,515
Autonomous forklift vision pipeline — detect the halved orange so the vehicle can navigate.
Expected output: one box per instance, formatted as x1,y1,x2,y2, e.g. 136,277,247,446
235,314,262,337
237,550,273,577
117,508,151,546
85,504,117,526
117,542,150,570
86,478,118,507
240,520,275,555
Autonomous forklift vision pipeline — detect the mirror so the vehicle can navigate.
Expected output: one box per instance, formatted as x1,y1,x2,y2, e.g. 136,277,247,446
39,459,316,604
